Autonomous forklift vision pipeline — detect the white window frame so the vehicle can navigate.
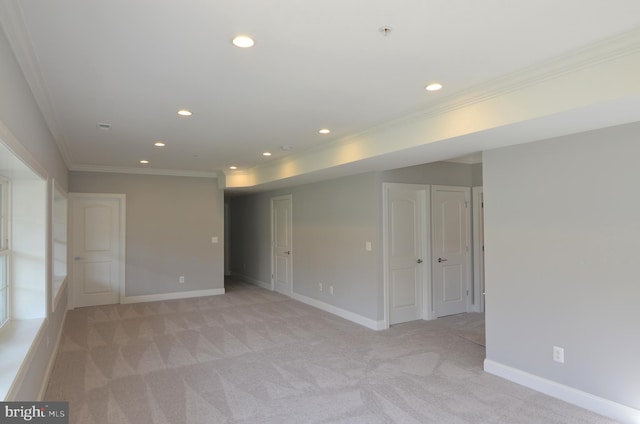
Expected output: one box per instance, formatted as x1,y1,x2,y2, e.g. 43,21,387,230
0,176,10,328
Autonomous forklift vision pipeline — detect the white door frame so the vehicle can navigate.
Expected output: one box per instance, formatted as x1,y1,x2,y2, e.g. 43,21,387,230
69,193,126,309
472,186,484,312
382,183,433,329
270,194,293,294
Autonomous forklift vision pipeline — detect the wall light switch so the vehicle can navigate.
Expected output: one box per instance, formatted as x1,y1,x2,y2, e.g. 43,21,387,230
211,236,218,244
365,241,372,251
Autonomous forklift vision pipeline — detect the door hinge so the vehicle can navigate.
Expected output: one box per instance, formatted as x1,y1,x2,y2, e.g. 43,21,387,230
465,201,469,208
466,290,469,296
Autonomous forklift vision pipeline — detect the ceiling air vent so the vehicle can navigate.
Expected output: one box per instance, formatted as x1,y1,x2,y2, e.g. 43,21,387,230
96,123,112,131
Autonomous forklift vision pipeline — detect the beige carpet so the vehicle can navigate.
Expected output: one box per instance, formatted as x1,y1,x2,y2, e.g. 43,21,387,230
45,279,614,423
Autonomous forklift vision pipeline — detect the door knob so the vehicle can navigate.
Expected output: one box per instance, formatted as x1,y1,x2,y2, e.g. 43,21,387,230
74,256,83,260
416,259,423,264
438,258,447,262
285,251,291,255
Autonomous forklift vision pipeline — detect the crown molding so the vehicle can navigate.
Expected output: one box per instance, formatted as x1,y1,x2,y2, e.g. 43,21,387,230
0,119,48,180
0,1,74,168
231,27,640,188
70,164,219,179
356,26,640,139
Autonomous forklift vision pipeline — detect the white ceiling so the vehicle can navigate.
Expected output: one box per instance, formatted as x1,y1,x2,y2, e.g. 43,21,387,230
2,1,640,190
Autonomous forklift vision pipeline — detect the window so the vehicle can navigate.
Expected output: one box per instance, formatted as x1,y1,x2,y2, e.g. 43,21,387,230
0,177,9,327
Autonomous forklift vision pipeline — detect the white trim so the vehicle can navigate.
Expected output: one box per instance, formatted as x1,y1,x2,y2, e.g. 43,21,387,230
472,186,484,313
0,121,48,180
1,318,45,400
232,272,272,290
382,183,432,328
121,288,225,304
70,164,219,179
234,273,384,330
0,3,73,168
290,292,385,331
484,359,640,424
38,310,67,400
50,179,68,313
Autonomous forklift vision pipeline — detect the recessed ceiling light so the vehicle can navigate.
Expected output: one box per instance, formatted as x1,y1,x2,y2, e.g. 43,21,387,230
262,152,272,157
139,160,149,164
229,166,238,170
319,128,331,134
177,109,193,116
425,83,443,92
232,35,255,48
154,141,166,147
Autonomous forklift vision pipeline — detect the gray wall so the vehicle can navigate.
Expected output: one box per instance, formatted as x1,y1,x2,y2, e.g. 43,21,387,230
0,26,68,400
483,121,640,410
229,172,382,320
70,172,224,297
229,161,479,322
471,162,483,186
382,161,477,186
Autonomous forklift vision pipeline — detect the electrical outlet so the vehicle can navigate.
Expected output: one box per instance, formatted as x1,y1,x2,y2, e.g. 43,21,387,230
179,276,185,284
319,282,323,291
553,346,564,363
329,285,334,295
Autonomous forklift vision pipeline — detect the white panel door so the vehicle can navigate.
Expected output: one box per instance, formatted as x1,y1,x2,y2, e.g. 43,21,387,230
72,195,124,307
272,195,292,295
386,185,428,325
432,186,470,317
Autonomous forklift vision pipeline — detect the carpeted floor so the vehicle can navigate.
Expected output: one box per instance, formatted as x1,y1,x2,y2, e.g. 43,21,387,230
45,279,614,423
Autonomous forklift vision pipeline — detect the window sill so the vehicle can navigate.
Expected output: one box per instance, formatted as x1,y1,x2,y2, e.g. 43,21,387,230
0,318,45,400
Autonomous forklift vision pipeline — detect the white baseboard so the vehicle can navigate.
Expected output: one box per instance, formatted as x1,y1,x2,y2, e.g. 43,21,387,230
121,288,225,304
484,359,640,424
231,272,272,290
290,292,386,331
230,273,385,331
